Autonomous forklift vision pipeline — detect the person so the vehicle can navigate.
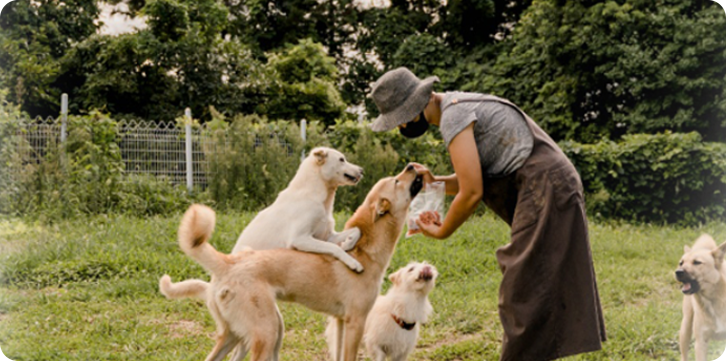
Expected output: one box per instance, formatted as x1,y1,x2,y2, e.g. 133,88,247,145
369,67,606,361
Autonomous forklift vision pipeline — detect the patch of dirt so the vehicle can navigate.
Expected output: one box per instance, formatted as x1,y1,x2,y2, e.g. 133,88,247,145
417,332,485,350
167,320,206,339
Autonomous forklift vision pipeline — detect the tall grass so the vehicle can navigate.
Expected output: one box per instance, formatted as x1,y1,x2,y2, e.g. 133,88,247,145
1,212,725,360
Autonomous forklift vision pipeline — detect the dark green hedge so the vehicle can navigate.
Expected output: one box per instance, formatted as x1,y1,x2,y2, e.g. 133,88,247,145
561,132,726,225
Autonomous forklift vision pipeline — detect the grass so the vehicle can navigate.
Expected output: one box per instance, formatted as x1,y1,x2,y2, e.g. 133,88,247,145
1,211,726,360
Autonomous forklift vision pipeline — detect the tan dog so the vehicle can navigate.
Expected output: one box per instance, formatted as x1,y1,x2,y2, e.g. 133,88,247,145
676,234,726,361
348,262,437,361
160,166,423,361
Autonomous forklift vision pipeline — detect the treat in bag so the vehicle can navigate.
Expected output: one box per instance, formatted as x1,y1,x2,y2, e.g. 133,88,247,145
406,181,445,237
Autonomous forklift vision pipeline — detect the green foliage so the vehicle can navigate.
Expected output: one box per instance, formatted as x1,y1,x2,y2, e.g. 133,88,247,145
0,0,100,116
1,112,189,219
474,0,726,142
258,39,346,126
562,132,726,225
204,114,305,210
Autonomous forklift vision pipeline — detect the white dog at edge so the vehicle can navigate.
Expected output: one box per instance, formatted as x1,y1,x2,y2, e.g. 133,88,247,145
232,146,365,271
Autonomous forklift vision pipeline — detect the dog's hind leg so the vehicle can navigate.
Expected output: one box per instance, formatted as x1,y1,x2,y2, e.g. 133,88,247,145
205,330,239,361
229,342,249,361
272,304,285,361
369,347,386,361
335,317,345,361
342,316,365,361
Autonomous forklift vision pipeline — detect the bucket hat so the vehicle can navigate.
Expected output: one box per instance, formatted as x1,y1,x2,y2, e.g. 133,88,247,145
370,67,439,132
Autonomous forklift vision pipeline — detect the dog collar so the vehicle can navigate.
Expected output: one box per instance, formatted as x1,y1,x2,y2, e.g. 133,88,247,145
391,314,416,331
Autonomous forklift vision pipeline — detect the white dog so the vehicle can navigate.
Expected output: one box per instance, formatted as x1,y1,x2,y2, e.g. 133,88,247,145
232,147,365,272
327,262,437,361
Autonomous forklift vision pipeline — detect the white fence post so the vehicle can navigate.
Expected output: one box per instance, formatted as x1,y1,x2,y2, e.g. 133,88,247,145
60,94,68,142
300,118,307,162
185,108,193,194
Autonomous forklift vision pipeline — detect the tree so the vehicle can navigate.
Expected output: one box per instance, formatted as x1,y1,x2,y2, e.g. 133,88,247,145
471,0,726,142
257,39,346,126
0,0,100,116
57,0,266,121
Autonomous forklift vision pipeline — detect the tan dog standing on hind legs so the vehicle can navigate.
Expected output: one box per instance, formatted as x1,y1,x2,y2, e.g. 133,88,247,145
676,234,726,361
160,166,423,361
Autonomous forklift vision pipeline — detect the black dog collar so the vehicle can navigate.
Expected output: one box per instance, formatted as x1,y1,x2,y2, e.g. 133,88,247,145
391,314,416,331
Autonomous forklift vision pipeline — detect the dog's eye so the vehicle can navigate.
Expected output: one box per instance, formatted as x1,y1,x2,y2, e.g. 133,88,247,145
408,267,414,272
679,260,684,266
340,157,345,162
395,180,399,185
694,260,703,266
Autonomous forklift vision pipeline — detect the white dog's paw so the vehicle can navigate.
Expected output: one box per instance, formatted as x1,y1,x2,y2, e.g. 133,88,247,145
345,258,364,273
341,227,361,251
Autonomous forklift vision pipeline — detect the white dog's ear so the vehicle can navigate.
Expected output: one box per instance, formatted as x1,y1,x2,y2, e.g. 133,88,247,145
313,148,328,165
388,269,402,286
374,198,391,221
712,242,726,267
684,245,691,254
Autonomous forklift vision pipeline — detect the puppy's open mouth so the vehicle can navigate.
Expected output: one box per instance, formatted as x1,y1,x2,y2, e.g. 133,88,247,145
680,280,700,295
417,267,434,282
344,173,361,184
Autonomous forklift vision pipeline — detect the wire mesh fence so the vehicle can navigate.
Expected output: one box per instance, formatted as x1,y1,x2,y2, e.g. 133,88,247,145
8,115,303,190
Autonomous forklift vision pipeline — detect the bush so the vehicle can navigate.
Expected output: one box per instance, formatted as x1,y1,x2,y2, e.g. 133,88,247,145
204,114,305,210
561,131,726,225
1,111,189,219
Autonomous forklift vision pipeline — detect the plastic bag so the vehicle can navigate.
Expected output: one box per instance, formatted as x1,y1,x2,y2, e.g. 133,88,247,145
406,181,445,237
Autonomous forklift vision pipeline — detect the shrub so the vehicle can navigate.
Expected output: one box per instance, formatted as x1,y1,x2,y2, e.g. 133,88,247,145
561,132,726,225
1,111,190,218
204,114,305,210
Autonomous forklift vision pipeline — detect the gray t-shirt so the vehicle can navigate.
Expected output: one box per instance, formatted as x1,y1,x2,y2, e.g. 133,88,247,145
440,92,534,178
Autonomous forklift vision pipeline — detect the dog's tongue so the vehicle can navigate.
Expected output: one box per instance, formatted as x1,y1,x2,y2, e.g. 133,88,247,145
682,282,692,292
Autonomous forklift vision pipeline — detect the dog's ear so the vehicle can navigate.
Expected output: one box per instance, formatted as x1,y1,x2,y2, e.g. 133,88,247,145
374,198,391,221
313,148,328,165
712,241,726,267
684,245,691,254
388,269,402,286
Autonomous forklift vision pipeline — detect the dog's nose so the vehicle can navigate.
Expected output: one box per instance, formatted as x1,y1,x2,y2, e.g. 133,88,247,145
406,163,415,172
675,269,686,280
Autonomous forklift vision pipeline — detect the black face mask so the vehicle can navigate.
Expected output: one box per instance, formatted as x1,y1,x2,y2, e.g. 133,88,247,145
400,111,429,138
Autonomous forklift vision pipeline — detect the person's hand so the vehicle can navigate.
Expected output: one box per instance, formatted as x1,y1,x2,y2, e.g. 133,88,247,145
415,210,444,239
409,162,436,184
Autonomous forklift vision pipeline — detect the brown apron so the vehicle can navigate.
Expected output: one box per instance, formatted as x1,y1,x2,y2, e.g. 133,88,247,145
445,95,606,361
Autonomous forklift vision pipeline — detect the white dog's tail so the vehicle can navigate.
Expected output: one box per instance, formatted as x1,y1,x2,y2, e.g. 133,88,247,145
159,275,208,299
177,204,229,277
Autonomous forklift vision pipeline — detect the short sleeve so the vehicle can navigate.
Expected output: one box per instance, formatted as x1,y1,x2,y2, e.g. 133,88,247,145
440,105,477,148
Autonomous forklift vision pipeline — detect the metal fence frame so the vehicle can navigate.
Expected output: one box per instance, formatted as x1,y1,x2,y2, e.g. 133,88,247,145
11,94,307,192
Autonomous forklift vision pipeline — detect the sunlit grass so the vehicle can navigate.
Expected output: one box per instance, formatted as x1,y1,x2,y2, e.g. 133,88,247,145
1,211,725,360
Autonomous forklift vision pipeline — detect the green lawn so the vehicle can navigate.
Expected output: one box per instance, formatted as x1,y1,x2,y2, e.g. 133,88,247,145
1,211,726,360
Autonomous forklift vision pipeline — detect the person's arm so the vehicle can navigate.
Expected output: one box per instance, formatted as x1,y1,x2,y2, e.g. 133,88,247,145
416,123,483,239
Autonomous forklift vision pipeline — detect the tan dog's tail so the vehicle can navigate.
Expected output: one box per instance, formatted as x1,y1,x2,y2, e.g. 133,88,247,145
178,204,229,277
159,275,208,299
